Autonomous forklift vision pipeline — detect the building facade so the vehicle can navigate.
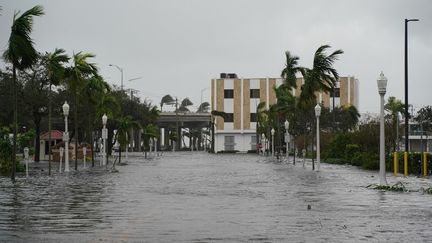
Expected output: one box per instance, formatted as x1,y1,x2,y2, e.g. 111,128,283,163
211,73,359,153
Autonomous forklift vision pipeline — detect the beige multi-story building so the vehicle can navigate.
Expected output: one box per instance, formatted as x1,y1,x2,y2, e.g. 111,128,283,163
211,73,359,152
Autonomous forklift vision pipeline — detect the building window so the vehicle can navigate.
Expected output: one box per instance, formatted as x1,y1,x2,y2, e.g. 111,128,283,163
224,89,234,99
250,113,257,122
330,88,340,98
224,136,235,151
251,135,257,150
224,113,234,123
250,89,260,98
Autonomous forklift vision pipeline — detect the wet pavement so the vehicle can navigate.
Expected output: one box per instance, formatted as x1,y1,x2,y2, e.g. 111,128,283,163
1,152,432,242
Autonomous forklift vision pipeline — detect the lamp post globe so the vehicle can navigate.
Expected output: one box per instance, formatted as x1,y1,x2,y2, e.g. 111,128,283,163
315,104,321,117
102,114,108,125
377,71,388,95
62,101,69,117
377,71,388,185
315,104,321,171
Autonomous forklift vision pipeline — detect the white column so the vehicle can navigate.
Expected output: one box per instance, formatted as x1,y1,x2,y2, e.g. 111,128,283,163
64,116,70,172
379,93,387,184
316,117,320,171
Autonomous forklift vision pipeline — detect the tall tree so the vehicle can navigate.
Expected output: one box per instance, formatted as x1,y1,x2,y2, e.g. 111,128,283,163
384,96,404,152
197,102,210,113
3,5,44,181
81,75,110,167
300,45,343,108
66,52,98,170
160,94,174,112
46,48,69,175
280,51,303,89
114,116,140,168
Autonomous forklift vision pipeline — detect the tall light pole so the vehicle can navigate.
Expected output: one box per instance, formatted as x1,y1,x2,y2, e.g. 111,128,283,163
62,101,69,172
102,114,108,167
378,72,388,185
62,101,70,172
109,64,124,90
315,104,321,172
261,133,265,155
404,18,419,155
284,120,289,162
271,128,275,157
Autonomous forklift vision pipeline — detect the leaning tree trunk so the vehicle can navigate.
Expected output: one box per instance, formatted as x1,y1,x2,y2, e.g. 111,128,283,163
74,92,78,170
11,65,17,182
48,84,52,175
34,118,41,162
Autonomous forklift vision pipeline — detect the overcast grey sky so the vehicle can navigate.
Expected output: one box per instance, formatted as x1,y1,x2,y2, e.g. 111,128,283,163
1,0,431,113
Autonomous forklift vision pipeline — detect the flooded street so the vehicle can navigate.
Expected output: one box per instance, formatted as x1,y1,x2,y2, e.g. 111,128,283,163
1,152,432,242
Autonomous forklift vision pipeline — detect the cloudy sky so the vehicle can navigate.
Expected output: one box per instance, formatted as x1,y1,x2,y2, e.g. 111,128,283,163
1,0,431,113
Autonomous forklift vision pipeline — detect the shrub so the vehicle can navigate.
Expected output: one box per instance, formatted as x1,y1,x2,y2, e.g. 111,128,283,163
360,152,379,170
324,158,346,164
323,133,352,159
344,144,360,165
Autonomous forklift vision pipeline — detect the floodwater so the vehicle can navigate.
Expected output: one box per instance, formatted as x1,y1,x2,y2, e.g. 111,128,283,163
1,152,432,242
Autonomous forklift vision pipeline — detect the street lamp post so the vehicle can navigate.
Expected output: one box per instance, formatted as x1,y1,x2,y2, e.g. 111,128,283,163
109,64,124,90
315,104,321,171
102,114,108,167
261,133,265,155
404,18,419,156
82,146,87,169
24,147,29,178
378,72,388,185
271,128,275,157
59,147,64,173
62,101,70,172
284,120,289,162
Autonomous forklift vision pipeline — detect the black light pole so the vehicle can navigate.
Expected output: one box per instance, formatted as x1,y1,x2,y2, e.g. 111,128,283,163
404,18,419,154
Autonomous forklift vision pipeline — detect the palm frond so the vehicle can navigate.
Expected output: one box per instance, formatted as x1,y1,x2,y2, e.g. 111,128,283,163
3,5,44,69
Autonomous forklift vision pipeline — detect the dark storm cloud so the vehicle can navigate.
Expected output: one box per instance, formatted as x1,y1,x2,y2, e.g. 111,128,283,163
1,0,431,113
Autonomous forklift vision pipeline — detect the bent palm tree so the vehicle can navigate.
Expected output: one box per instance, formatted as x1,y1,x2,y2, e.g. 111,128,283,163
197,102,210,113
301,45,343,107
3,5,44,181
46,48,69,175
160,94,174,111
114,116,140,169
210,110,227,153
66,52,98,170
280,51,304,89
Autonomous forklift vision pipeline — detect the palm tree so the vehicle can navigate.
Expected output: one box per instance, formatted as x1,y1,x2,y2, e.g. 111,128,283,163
160,94,174,111
280,51,304,89
66,52,98,170
197,102,210,113
301,45,343,107
210,110,228,153
384,96,404,152
46,48,69,175
114,116,140,169
142,123,159,158
3,5,44,181
82,75,111,167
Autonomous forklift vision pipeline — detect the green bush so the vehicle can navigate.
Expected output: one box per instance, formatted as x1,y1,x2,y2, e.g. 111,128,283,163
323,133,352,159
324,158,346,164
361,152,379,170
344,144,360,165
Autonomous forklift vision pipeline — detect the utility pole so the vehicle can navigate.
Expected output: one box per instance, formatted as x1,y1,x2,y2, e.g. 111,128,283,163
175,97,180,151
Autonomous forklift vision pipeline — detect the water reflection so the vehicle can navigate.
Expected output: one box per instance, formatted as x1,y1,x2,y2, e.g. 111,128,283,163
1,152,432,242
